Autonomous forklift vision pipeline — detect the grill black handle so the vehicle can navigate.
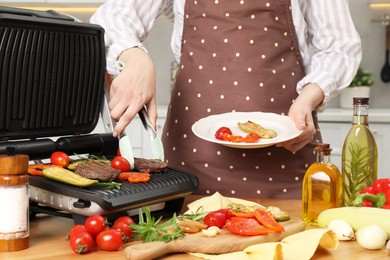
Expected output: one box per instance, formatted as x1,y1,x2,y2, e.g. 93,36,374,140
0,134,118,160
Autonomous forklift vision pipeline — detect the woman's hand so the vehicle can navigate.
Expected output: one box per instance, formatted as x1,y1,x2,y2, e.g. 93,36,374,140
109,48,157,137
276,83,324,153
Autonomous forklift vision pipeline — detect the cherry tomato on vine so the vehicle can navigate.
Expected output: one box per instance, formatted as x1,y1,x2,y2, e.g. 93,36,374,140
84,214,107,237
50,151,70,167
111,156,131,172
215,127,232,141
203,211,226,228
96,229,123,251
69,230,94,254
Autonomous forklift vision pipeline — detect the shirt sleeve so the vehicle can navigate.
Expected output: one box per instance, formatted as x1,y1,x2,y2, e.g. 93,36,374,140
295,0,362,110
90,0,172,75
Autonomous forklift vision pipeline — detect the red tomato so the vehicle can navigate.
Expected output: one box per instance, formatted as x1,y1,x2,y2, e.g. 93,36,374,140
226,217,275,236
113,216,135,241
69,224,86,239
113,221,133,242
50,151,70,167
203,211,226,228
96,229,123,251
69,230,94,254
215,127,232,140
84,214,107,237
115,216,136,225
216,208,233,220
111,156,131,172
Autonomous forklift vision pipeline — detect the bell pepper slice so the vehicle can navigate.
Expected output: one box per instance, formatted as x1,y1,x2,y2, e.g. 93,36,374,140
225,217,275,236
254,209,285,232
28,164,52,176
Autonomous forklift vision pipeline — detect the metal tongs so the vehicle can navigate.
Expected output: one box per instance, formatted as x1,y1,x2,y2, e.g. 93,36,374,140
138,107,164,161
115,60,164,161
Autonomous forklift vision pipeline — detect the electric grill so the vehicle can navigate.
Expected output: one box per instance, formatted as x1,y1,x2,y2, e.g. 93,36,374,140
0,6,198,223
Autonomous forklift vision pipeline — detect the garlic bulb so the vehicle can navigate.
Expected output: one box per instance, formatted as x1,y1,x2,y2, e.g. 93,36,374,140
327,219,355,241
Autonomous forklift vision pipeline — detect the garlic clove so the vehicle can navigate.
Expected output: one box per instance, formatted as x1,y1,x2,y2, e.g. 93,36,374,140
202,226,221,237
327,219,355,241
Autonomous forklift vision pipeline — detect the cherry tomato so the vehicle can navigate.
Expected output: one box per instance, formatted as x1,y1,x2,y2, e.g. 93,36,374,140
50,151,70,167
215,127,232,140
216,208,233,220
69,224,86,239
203,211,226,228
113,216,135,241
96,229,123,251
69,230,94,254
113,221,133,242
115,216,136,225
226,217,275,236
84,214,107,237
111,156,131,172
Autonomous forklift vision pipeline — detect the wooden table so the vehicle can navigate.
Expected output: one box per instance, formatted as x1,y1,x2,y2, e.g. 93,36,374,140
0,196,387,260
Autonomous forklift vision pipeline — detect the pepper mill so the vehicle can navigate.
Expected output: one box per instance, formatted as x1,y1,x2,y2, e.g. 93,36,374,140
0,152,29,251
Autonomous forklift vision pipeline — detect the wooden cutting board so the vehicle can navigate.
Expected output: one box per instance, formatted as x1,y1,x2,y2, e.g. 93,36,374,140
124,218,305,260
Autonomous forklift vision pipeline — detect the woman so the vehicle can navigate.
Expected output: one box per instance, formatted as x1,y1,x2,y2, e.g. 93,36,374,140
91,0,361,198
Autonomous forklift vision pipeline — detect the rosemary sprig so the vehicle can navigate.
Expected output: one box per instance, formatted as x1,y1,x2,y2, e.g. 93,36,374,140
130,207,184,243
178,206,208,221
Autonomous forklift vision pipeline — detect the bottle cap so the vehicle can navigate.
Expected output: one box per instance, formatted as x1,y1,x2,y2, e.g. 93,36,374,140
315,143,332,155
0,154,29,175
353,97,369,105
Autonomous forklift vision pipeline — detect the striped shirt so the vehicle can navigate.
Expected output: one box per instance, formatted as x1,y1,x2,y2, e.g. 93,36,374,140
90,0,362,109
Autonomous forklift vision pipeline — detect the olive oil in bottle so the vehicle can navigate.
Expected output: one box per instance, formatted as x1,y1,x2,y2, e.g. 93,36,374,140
342,97,377,206
302,143,342,226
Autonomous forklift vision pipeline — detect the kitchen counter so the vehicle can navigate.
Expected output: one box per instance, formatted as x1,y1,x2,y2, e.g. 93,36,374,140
0,196,387,260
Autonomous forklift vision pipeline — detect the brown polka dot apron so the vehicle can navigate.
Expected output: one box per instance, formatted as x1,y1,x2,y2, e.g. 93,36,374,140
162,0,322,199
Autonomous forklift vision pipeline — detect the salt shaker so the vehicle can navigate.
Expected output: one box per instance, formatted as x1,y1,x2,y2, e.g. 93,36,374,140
0,153,29,251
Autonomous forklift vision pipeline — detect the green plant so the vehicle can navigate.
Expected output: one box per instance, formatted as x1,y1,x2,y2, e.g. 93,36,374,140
349,67,374,87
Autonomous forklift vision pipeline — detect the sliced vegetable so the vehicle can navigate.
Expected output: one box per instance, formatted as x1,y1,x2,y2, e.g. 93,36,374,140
254,209,284,232
226,217,275,236
93,181,121,189
232,211,255,218
28,164,53,176
127,172,151,183
238,120,277,139
42,167,98,187
265,206,290,222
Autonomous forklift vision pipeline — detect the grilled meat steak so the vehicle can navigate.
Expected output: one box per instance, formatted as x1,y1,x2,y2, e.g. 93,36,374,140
75,160,120,181
134,158,168,173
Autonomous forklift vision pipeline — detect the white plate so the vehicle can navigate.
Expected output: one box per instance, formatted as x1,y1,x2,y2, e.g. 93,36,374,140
191,111,302,149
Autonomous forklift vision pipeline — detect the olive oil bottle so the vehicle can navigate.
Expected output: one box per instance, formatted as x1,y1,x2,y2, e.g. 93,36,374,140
342,97,377,206
302,143,342,226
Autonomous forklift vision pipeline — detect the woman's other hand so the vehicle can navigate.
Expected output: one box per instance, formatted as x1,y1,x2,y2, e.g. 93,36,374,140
109,47,157,137
276,83,324,153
